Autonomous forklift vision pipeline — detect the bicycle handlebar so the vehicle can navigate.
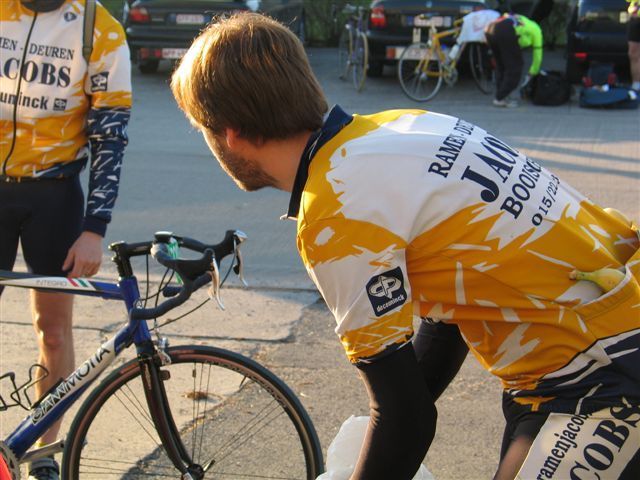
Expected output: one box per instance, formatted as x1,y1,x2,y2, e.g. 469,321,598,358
128,230,247,321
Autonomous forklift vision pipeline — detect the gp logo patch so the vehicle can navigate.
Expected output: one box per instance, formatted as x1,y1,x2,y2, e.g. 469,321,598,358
53,98,67,111
90,72,109,92
366,267,407,317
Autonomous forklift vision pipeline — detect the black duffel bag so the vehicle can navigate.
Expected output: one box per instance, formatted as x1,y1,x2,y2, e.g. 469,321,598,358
522,71,572,106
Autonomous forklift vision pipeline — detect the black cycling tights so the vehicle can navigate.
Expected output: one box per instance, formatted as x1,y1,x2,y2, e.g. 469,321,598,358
353,344,437,480
352,321,469,479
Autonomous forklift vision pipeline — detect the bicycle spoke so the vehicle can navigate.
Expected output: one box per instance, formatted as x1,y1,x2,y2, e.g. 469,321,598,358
113,385,161,448
194,361,213,464
64,348,321,479
209,398,288,466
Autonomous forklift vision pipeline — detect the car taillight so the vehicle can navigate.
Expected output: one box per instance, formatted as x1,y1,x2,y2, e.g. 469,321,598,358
370,6,386,28
574,52,588,61
129,6,150,23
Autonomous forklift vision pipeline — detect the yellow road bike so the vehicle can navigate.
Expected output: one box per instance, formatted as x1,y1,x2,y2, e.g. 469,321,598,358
397,15,495,102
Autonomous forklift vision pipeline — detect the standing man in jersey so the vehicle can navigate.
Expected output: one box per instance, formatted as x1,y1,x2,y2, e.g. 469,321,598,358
0,1,131,478
628,0,640,91
171,13,640,480
484,14,543,107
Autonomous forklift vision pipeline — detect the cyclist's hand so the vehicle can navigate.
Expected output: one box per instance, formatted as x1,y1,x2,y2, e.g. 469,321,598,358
63,231,103,277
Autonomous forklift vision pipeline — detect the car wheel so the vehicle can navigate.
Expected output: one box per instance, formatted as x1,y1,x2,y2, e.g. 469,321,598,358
368,60,384,78
139,60,159,74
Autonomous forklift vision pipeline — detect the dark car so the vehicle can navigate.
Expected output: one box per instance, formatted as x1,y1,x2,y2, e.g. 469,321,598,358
565,0,630,82
365,0,490,76
123,0,304,73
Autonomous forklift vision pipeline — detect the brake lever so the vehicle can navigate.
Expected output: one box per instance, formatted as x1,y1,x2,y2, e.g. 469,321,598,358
232,231,248,287
233,245,248,287
207,257,224,310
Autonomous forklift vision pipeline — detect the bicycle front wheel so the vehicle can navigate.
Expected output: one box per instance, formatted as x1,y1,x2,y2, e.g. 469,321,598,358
398,42,443,102
468,43,495,95
352,31,368,92
62,345,324,479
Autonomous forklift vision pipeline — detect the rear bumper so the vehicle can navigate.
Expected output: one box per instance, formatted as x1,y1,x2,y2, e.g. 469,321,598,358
569,32,628,60
126,26,200,59
367,30,411,64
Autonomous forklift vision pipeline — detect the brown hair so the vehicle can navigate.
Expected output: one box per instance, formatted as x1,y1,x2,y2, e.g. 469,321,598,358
171,12,328,141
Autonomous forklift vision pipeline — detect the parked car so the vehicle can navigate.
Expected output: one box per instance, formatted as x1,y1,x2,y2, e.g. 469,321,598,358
123,0,304,73
365,0,491,76
565,0,630,83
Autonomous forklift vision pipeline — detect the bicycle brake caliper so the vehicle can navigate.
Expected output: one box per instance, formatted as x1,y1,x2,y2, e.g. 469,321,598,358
207,258,224,310
156,337,171,366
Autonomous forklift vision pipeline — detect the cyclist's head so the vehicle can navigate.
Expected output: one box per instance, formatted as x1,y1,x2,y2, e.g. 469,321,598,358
171,12,328,142
20,0,66,12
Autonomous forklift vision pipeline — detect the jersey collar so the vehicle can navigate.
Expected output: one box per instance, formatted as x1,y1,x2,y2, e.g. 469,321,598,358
283,105,353,220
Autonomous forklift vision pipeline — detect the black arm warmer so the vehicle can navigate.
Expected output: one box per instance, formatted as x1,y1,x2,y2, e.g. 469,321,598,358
412,320,469,401
352,344,437,480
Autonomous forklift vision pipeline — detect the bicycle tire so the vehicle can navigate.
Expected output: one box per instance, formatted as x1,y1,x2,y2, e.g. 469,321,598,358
337,26,353,81
468,43,495,95
352,31,368,92
62,345,324,479
398,42,443,102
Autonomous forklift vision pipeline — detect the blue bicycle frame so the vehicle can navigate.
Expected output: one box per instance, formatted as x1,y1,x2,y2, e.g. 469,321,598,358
1,230,243,476
1,270,150,460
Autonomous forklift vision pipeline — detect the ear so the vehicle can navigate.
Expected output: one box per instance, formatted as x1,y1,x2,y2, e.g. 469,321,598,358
224,128,243,149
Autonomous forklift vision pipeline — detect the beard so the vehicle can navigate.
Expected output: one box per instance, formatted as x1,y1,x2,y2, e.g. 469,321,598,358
205,133,277,192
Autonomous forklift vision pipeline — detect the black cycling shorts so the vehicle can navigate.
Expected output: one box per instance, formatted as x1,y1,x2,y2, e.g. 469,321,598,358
630,16,640,43
0,176,83,279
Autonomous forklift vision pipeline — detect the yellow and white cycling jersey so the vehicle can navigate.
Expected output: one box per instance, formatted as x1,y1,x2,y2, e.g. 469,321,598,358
0,0,132,234
291,106,640,415
0,0,131,178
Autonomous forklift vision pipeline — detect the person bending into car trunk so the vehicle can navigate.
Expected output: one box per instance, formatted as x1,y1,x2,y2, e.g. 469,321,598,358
484,14,543,107
171,12,640,480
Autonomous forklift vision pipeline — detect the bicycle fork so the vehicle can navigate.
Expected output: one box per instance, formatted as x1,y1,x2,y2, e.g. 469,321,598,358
138,350,204,480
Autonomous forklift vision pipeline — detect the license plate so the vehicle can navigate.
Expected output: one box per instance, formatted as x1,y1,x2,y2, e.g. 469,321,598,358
400,45,427,60
161,48,188,59
176,13,205,25
411,15,452,28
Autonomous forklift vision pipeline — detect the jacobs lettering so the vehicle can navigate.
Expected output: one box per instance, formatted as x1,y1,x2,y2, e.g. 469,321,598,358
0,58,72,87
475,152,513,183
570,462,600,480
593,420,629,451
583,443,614,470
460,166,499,202
610,403,640,428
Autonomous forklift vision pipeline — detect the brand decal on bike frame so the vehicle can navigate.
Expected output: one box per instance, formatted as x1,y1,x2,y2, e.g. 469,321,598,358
0,277,96,291
30,338,116,424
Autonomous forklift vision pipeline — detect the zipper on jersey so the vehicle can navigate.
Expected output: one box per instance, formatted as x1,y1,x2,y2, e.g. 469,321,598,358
2,12,39,176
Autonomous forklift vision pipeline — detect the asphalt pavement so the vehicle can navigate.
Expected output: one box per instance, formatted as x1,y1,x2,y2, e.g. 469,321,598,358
1,47,638,479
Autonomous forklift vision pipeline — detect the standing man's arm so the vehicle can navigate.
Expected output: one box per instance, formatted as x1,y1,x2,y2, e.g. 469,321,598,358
63,5,132,278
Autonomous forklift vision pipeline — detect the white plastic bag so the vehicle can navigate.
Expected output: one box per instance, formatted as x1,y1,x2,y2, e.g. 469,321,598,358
316,415,436,480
